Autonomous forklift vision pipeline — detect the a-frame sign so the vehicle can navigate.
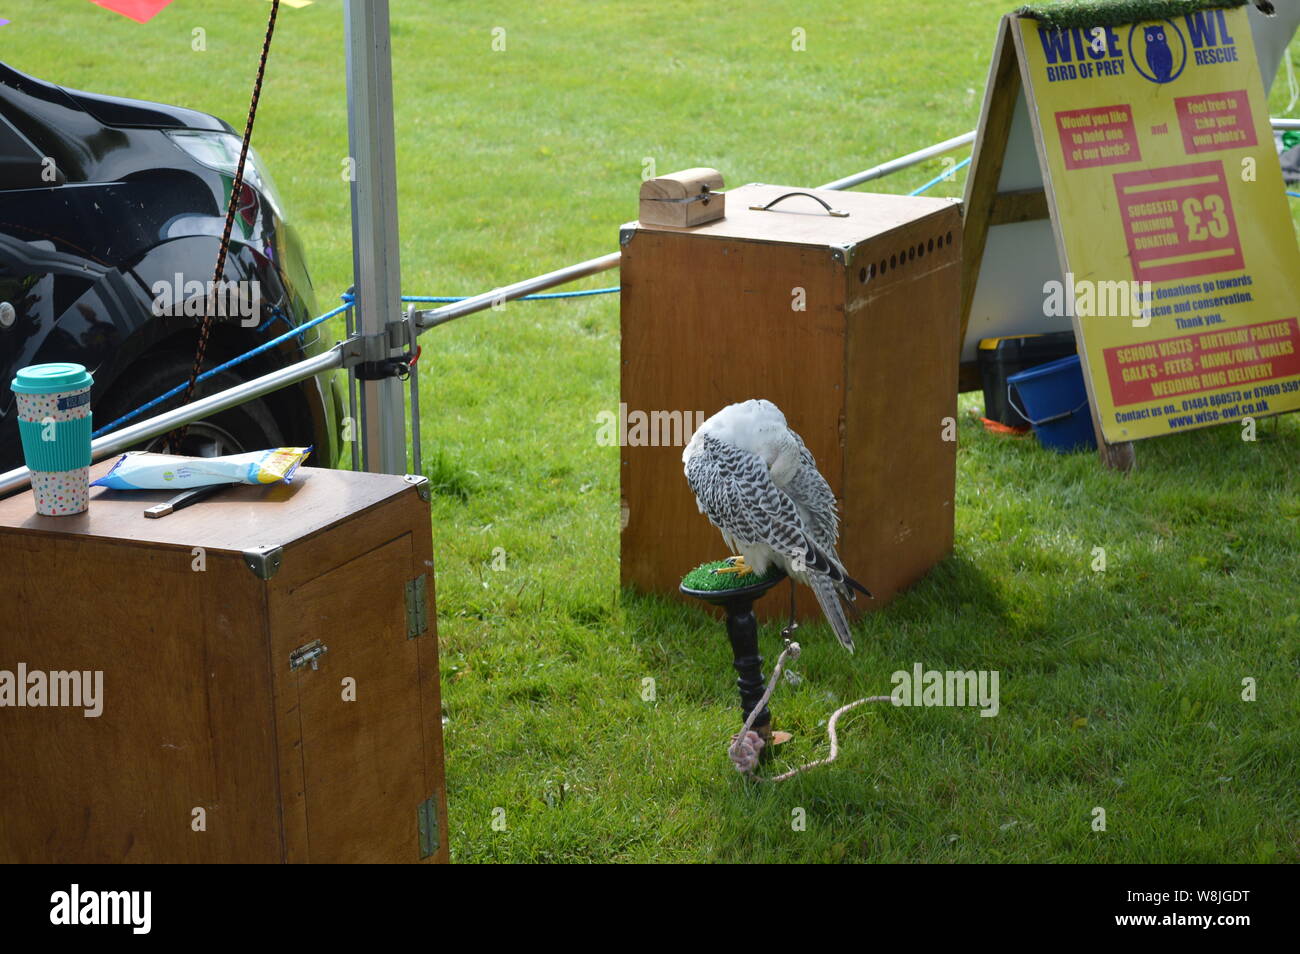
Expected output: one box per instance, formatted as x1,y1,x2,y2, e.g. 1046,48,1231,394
962,1,1300,470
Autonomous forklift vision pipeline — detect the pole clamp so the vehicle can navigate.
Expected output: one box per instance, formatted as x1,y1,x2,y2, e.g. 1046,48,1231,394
354,351,418,381
340,313,419,379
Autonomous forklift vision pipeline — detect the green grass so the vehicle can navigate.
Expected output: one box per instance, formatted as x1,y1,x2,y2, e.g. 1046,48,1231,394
8,0,1299,863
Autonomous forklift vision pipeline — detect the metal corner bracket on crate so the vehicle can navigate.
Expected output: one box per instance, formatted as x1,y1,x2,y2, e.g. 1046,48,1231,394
830,243,856,266
403,473,431,502
242,544,284,580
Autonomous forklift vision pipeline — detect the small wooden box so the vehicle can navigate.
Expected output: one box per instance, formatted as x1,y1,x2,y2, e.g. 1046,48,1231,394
620,183,962,616
638,168,725,227
0,459,448,863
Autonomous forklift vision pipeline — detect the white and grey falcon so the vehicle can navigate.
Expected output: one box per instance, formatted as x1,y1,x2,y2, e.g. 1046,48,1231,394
682,398,872,651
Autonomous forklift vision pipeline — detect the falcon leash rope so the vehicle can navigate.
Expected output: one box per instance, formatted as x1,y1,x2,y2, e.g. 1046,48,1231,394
728,640,892,782
728,640,801,773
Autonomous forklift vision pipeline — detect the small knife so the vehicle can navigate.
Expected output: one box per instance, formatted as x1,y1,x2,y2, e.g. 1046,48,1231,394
144,483,230,519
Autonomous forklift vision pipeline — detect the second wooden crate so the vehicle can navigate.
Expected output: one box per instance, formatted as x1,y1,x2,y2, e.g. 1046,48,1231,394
620,183,962,617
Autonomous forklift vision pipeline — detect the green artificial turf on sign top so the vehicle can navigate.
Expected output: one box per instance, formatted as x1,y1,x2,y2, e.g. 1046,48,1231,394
1017,0,1247,29
7,0,1298,864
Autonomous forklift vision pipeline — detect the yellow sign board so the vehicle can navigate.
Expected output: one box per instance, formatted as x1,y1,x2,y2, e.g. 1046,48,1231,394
1014,6,1300,442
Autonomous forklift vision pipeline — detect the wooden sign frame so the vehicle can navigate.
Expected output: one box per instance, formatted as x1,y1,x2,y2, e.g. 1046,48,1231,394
962,6,1300,471
962,14,1136,468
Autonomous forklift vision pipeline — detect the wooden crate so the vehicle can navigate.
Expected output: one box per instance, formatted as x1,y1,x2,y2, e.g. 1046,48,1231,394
0,458,448,863
620,183,962,617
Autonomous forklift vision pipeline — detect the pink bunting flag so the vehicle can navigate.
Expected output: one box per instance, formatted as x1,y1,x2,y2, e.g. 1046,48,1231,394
88,0,176,24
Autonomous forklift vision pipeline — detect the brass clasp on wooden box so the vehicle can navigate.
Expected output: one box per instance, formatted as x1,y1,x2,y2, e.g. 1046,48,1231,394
638,167,725,227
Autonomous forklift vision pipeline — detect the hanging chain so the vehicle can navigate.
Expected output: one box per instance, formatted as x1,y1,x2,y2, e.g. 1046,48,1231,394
168,0,280,451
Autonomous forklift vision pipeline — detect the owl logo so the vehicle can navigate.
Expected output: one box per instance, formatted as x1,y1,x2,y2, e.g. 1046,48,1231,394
1144,26,1174,79
1129,20,1186,84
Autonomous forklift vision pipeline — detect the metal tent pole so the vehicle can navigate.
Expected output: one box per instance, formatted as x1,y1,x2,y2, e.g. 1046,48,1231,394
818,130,977,192
414,253,623,331
344,0,407,475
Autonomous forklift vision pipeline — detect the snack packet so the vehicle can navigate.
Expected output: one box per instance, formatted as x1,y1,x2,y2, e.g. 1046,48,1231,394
92,446,312,491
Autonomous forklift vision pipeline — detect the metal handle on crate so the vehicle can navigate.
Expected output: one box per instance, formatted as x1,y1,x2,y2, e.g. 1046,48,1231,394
749,192,849,217
1006,384,1089,427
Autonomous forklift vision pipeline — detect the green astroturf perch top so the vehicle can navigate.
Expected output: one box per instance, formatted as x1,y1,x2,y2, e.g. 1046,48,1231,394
1016,0,1248,29
681,559,785,593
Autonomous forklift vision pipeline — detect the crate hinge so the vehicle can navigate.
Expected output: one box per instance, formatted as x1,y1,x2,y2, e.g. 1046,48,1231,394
405,574,429,638
417,795,440,858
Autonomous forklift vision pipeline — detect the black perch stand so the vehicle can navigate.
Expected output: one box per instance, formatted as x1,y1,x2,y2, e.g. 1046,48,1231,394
681,562,788,759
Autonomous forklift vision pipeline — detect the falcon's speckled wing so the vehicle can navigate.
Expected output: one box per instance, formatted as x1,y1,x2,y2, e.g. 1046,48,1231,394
684,433,850,585
783,431,840,553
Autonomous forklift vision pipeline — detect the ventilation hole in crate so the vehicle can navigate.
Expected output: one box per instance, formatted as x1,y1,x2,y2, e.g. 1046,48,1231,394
946,231,953,245
879,259,886,274
890,254,896,269
908,246,916,261
928,237,935,253
917,242,925,258
859,267,867,283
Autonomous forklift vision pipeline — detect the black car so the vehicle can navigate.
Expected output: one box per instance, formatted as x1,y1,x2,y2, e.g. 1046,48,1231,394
0,59,343,473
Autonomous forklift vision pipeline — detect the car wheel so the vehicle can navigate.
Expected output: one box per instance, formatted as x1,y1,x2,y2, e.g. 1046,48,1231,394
95,352,286,458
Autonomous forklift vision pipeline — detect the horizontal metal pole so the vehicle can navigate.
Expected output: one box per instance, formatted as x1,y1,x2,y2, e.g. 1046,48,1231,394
0,347,342,499
11,115,1300,500
818,130,977,192
415,252,622,330
817,117,1298,192
412,134,979,333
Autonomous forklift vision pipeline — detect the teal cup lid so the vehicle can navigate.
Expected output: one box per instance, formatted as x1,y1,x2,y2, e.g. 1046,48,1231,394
11,363,93,395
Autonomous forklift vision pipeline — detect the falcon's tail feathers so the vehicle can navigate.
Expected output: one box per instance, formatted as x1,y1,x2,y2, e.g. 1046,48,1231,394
843,573,873,600
810,573,856,653
805,540,873,601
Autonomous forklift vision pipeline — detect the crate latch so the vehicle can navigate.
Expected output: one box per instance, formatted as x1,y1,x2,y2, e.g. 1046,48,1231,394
289,639,329,672
417,795,440,858
405,574,428,638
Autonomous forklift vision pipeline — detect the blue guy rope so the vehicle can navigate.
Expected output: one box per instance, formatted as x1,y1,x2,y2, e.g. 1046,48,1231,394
908,156,971,196
399,286,621,303
92,300,354,438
